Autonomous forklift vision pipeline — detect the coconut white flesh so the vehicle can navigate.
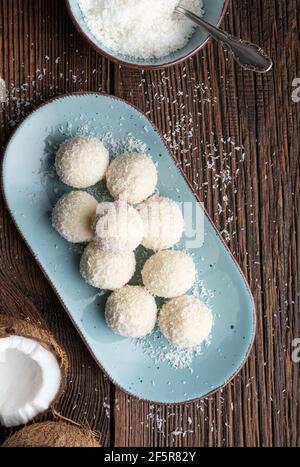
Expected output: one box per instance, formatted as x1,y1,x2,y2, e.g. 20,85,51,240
0,336,61,428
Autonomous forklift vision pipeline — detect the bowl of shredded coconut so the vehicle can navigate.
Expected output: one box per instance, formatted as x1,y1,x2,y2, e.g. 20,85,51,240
66,0,228,68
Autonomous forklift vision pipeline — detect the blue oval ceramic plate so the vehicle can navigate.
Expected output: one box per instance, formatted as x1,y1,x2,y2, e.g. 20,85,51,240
2,93,255,403
66,0,229,69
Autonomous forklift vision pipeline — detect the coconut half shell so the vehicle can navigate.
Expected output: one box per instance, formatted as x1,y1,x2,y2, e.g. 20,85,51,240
0,315,68,427
2,421,100,448
0,315,68,369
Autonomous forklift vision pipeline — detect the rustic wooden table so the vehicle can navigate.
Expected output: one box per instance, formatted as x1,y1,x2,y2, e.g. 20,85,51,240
0,0,299,448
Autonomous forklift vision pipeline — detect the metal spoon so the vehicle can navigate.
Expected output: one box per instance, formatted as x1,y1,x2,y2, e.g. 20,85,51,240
175,6,273,73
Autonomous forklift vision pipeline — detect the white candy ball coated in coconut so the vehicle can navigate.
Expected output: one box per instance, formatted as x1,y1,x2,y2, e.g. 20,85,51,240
142,250,196,298
55,137,109,188
105,286,157,338
106,154,157,204
52,191,98,243
138,195,184,251
92,201,144,252
80,242,136,290
159,296,213,348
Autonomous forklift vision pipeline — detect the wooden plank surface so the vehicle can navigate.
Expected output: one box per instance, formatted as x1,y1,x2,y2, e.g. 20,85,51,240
0,0,299,447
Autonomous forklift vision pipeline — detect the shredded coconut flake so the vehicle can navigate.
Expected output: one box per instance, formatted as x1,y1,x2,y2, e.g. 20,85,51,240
0,77,7,103
78,0,204,59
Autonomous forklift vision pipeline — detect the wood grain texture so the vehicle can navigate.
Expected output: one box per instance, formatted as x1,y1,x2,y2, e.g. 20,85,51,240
0,0,299,447
0,0,112,447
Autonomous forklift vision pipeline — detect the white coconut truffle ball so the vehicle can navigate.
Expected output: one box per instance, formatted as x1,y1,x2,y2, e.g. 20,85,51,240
159,296,213,348
105,286,157,338
106,154,158,204
52,191,98,243
92,201,144,252
142,250,196,298
138,196,184,251
55,136,109,189
80,242,136,290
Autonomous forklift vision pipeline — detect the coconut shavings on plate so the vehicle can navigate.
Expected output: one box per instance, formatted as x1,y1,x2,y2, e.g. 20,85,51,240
78,0,204,59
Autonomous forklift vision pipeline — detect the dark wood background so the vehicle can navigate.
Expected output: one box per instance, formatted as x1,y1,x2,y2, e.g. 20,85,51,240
0,0,299,447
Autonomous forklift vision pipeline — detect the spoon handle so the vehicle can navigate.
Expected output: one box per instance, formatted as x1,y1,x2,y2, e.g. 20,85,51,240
176,6,273,73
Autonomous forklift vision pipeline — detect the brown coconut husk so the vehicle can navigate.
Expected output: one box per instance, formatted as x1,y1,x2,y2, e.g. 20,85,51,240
2,421,100,448
0,315,68,415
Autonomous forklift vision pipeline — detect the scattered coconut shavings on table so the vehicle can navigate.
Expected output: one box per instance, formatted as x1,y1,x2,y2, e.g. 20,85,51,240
139,405,200,440
134,66,247,245
171,427,194,438
103,401,111,419
146,406,166,435
0,77,7,104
